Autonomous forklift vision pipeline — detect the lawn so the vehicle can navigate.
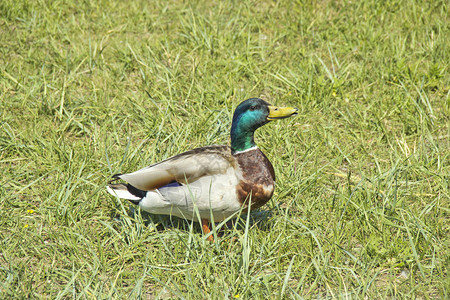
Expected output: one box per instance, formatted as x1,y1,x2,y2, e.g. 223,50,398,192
0,0,448,298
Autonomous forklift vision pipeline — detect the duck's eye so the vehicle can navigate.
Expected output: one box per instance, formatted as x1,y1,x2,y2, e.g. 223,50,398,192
250,105,257,111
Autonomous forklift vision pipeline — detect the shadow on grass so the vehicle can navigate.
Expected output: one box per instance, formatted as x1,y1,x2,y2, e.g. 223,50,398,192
112,205,276,238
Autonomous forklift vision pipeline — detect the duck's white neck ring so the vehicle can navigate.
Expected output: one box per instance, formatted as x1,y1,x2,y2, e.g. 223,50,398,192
232,146,258,155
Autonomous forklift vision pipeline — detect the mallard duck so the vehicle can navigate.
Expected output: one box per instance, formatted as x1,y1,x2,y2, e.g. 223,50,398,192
107,98,297,240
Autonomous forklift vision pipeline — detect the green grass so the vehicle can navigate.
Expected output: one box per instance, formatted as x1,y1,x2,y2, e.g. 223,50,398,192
1,0,448,298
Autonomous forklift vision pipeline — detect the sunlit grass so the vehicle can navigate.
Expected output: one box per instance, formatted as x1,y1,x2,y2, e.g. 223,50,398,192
0,0,448,298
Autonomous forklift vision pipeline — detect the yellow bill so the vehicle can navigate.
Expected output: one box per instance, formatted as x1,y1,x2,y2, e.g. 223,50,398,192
267,105,298,120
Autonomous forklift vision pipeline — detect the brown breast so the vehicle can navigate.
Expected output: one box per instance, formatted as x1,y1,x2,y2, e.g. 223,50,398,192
234,148,275,210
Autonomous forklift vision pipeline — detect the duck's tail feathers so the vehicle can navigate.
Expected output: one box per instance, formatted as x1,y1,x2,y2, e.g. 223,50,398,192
107,183,145,205
111,173,123,180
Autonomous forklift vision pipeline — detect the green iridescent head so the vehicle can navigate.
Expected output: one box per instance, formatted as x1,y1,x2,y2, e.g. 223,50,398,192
230,98,298,153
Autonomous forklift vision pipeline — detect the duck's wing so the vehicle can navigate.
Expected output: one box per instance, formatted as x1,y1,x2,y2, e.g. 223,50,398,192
113,145,236,191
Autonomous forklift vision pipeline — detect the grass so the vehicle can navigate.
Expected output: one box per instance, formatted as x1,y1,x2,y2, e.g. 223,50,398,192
0,0,448,298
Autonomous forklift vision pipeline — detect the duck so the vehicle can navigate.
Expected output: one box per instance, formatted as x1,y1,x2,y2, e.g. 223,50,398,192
107,98,298,241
